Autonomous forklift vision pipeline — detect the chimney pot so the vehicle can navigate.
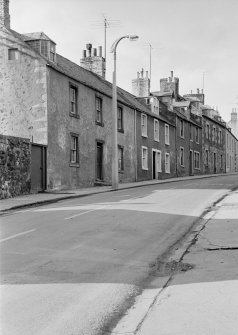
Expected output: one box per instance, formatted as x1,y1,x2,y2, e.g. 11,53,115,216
93,48,97,56
82,50,86,58
171,70,173,78
197,88,200,94
98,46,102,57
146,71,148,78
141,68,144,78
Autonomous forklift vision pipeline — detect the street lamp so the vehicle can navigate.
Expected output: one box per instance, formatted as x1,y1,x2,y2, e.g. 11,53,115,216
110,35,139,190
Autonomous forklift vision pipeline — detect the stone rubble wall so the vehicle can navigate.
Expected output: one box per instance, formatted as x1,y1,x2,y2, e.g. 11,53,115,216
0,134,31,199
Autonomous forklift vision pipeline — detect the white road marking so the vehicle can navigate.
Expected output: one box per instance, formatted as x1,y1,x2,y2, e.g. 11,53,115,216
65,206,107,220
0,229,36,243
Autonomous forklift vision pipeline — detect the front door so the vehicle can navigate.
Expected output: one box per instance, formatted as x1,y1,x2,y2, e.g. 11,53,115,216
214,153,216,173
96,142,103,180
189,150,193,175
31,144,46,192
152,151,156,179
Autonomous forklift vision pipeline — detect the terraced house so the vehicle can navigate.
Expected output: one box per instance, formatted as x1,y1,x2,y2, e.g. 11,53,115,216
1,0,237,199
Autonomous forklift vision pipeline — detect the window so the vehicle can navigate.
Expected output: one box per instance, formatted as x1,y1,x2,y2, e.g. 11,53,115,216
141,114,147,137
195,127,199,143
205,149,209,165
194,151,200,169
70,134,79,164
118,146,124,172
142,146,148,170
118,106,123,131
165,124,170,145
165,153,170,173
40,40,48,58
8,48,19,60
212,126,216,142
154,119,159,141
69,84,78,116
180,119,184,138
206,124,210,139
49,43,56,62
180,147,184,166
218,129,221,144
96,97,103,124
190,124,193,141
221,155,223,169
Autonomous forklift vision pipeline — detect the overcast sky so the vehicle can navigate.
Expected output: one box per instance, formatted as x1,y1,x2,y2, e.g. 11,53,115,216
10,0,238,122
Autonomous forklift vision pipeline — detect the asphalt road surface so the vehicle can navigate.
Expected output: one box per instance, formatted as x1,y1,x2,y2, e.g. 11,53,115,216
1,174,238,335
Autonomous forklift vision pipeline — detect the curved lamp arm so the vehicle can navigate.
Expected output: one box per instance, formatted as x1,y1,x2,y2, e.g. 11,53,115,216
110,35,139,53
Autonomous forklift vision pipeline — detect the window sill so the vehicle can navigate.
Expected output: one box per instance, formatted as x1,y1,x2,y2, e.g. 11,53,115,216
96,121,104,127
69,163,80,168
118,129,124,133
70,113,80,119
142,167,148,171
119,170,124,174
165,143,170,146
154,139,160,142
165,171,170,174
142,134,148,138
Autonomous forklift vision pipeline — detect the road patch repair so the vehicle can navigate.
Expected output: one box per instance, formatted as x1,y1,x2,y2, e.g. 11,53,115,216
109,189,238,335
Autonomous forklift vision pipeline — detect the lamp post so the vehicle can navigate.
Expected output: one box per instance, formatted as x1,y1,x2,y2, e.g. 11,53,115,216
110,35,139,190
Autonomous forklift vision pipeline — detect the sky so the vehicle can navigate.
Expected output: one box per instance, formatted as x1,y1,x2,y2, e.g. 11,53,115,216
10,0,238,122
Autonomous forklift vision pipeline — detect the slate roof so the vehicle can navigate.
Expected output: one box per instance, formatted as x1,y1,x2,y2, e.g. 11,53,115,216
22,32,55,43
172,101,190,108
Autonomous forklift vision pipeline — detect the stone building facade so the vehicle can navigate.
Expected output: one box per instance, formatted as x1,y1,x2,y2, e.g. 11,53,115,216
225,127,238,173
202,112,226,174
135,101,176,181
227,108,238,139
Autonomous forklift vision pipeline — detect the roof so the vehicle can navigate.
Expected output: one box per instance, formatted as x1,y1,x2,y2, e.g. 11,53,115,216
184,96,200,102
22,32,55,43
48,53,152,115
9,28,175,125
152,91,174,97
172,101,190,108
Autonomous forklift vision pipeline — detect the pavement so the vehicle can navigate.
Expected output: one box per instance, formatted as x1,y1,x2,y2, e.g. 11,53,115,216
110,188,238,334
0,173,236,213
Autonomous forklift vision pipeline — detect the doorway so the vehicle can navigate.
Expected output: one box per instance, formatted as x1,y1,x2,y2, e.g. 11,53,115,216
152,149,161,179
96,142,103,180
189,150,193,175
31,144,47,192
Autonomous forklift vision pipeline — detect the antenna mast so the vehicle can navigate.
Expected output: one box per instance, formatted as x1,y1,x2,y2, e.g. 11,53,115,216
149,43,153,84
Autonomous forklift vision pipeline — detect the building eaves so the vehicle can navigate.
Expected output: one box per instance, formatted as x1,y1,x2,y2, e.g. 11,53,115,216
202,113,226,128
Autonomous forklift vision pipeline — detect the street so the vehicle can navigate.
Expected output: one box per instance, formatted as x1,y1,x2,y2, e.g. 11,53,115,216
1,174,238,335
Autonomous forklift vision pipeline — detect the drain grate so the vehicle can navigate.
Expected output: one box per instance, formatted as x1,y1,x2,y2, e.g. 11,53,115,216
152,260,194,277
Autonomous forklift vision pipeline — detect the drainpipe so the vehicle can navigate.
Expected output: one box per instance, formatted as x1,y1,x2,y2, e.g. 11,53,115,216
134,109,138,181
175,116,178,177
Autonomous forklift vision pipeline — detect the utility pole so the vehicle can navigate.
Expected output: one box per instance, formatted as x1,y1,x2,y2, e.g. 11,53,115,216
149,43,153,84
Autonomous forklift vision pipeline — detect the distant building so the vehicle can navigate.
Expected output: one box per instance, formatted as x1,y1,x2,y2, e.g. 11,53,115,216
227,108,238,139
201,109,226,174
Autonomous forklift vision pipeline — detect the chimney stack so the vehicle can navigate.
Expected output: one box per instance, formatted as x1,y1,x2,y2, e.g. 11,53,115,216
0,0,10,29
197,88,200,94
80,43,105,79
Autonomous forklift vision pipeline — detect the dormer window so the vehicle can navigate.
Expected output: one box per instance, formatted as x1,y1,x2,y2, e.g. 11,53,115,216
23,32,56,62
